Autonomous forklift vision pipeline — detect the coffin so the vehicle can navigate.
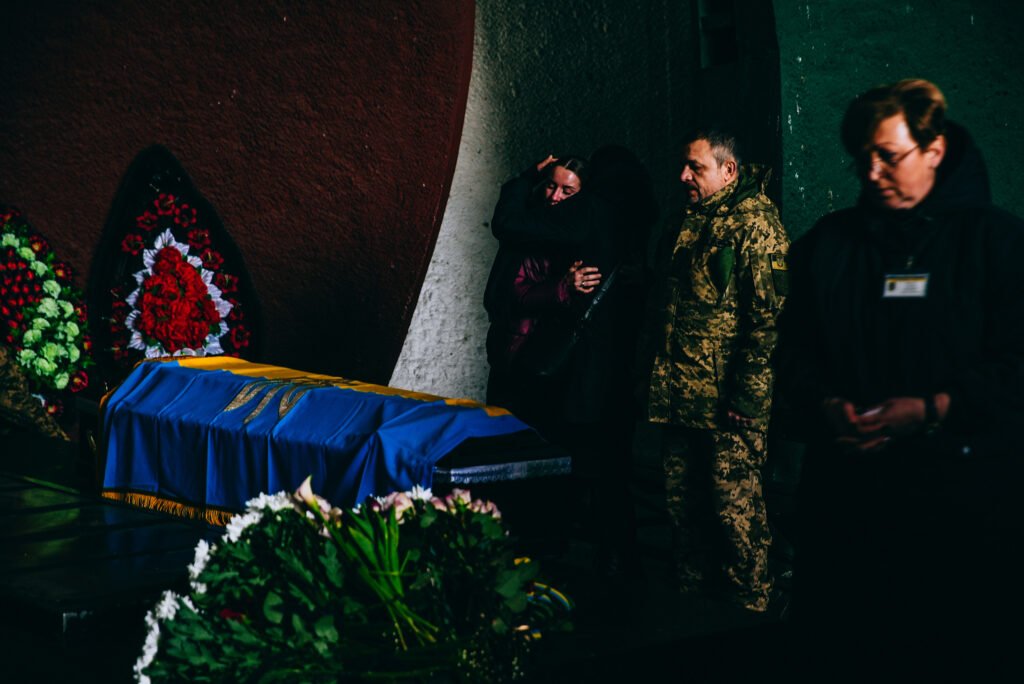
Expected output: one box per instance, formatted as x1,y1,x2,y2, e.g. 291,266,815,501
100,357,568,524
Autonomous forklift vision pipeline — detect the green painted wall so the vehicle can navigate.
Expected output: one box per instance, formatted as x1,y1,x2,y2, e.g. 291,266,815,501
775,0,1024,238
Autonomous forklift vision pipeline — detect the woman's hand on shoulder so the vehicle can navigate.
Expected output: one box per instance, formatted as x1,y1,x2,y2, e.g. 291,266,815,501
536,154,557,172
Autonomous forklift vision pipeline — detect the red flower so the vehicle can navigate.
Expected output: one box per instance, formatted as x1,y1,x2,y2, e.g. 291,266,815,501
52,261,74,284
214,272,238,295
45,400,64,417
111,301,129,322
229,325,250,349
28,235,50,255
200,248,224,271
136,210,159,232
218,608,245,622
132,250,221,353
69,370,89,393
174,204,198,228
155,193,177,216
0,207,21,224
187,229,211,250
121,233,145,255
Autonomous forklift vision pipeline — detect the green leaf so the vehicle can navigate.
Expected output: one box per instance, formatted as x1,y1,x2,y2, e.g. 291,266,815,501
314,615,339,643
495,571,523,599
263,591,284,624
506,592,528,613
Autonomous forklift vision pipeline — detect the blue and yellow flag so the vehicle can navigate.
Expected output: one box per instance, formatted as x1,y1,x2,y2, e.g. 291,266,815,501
101,358,531,524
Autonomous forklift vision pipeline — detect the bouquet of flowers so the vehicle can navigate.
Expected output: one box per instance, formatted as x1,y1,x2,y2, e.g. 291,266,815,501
109,192,251,366
135,481,572,683
0,205,92,416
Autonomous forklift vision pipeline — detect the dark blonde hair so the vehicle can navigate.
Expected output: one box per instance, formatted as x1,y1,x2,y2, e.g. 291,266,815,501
840,78,947,155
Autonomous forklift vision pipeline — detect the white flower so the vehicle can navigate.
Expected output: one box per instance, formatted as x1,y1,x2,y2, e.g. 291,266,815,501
17,246,35,261
133,613,160,684
245,491,295,513
154,590,181,621
224,510,263,543
134,590,183,683
1,233,17,247
30,260,47,276
408,484,433,501
42,279,61,297
188,539,213,593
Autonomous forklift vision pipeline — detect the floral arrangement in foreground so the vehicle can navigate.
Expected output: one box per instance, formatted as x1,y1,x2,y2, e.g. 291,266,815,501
135,481,572,683
109,192,250,367
1,205,92,416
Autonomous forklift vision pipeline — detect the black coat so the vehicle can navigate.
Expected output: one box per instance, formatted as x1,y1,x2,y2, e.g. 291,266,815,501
483,169,618,423
782,121,1024,462
781,122,1024,651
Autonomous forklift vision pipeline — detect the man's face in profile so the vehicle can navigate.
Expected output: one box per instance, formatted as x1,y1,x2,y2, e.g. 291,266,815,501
680,139,735,206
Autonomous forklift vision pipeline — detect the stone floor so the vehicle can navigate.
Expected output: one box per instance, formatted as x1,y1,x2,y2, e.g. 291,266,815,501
0,424,802,683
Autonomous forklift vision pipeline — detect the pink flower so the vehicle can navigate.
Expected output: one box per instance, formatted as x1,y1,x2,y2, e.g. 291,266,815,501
381,492,414,522
295,475,316,507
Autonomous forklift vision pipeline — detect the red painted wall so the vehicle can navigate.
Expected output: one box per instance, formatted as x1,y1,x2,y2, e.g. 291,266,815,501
0,0,474,384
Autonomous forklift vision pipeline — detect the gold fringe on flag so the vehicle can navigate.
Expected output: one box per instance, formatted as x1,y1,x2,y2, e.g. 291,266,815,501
101,490,234,527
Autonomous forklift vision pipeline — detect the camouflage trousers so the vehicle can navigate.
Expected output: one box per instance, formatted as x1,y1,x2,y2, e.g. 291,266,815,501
661,424,772,611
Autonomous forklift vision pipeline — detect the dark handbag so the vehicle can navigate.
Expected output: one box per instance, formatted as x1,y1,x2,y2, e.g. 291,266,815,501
511,268,618,377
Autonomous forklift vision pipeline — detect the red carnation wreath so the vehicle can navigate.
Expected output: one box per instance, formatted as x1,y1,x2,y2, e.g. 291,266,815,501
109,193,250,365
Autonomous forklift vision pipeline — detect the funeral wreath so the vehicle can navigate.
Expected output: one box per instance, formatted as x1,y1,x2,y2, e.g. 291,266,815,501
109,192,251,366
0,205,92,416
135,481,572,683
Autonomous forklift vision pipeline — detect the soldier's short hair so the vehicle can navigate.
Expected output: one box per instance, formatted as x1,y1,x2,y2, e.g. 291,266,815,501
841,78,947,156
684,125,743,168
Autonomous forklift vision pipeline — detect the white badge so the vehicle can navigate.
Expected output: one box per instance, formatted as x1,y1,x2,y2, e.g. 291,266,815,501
882,273,929,298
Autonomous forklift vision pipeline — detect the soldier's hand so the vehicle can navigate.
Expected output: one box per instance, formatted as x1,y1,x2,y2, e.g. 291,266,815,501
726,409,756,429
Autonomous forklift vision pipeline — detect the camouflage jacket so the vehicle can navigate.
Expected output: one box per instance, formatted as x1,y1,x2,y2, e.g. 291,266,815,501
646,165,788,430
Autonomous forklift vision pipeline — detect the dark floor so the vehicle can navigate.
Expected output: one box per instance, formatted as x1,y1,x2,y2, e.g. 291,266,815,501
0,423,803,683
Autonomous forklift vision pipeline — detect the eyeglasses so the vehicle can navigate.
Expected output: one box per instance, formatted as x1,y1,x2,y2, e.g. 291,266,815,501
857,145,919,171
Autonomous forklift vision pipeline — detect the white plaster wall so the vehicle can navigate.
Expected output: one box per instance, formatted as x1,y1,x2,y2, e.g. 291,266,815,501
390,0,690,400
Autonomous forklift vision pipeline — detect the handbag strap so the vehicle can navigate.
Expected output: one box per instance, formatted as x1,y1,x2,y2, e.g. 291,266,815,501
575,266,619,328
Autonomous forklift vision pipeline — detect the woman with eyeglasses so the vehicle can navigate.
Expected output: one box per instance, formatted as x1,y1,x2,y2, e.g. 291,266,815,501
780,79,1024,678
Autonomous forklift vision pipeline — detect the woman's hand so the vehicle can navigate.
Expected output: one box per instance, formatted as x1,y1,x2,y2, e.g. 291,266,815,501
566,260,602,294
828,394,948,452
536,154,557,172
824,396,890,452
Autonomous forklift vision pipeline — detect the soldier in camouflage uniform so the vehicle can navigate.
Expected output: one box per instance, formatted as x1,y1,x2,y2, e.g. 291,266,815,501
645,128,788,612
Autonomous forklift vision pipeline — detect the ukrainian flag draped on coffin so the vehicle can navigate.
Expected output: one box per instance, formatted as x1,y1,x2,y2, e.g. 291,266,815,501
101,358,532,523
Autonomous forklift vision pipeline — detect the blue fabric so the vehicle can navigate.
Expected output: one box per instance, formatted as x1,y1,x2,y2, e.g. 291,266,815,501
101,359,532,510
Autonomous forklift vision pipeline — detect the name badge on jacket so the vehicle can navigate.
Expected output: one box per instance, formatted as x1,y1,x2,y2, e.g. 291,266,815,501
882,273,929,298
